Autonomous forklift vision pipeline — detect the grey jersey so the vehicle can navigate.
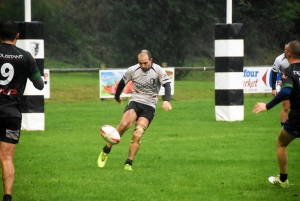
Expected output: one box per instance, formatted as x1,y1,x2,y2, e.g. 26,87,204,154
272,53,289,73
122,63,170,109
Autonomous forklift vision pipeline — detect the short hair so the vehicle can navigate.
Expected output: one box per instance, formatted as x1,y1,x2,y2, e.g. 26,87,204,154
139,50,152,59
0,20,18,41
288,40,300,59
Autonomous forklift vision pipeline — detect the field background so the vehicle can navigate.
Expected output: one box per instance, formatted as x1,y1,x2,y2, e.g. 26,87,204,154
6,71,300,200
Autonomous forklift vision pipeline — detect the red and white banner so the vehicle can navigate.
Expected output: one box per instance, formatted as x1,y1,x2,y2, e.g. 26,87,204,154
243,66,275,94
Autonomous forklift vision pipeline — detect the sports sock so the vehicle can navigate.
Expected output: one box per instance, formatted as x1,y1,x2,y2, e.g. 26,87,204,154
103,145,111,154
281,122,284,127
125,159,133,166
3,194,12,201
279,173,288,182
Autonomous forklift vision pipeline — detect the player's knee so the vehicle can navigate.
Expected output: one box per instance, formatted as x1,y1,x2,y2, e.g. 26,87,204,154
282,107,289,113
131,124,146,144
118,121,132,131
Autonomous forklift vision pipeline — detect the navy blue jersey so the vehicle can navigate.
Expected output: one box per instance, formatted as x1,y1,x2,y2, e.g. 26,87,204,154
0,43,41,118
281,63,300,127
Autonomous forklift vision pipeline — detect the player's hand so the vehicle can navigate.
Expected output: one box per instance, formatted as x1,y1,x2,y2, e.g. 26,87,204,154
116,98,122,105
162,101,172,111
272,90,278,97
252,102,267,114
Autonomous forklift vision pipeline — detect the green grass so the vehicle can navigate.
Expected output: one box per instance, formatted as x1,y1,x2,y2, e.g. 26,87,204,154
6,72,300,200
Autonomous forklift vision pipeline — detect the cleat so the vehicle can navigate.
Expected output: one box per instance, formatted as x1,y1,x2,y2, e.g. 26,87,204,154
97,151,108,168
268,175,289,188
124,164,133,171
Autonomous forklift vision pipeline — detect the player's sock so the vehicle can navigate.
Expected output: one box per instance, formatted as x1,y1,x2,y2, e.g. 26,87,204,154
103,145,111,154
125,159,133,166
3,194,12,201
281,122,284,127
279,173,288,182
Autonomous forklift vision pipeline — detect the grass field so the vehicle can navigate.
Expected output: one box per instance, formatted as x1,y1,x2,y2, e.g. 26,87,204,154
5,72,300,200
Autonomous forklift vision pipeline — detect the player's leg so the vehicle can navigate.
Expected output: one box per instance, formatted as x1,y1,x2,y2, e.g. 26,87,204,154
268,126,296,188
0,117,20,200
276,127,295,174
116,109,138,137
124,103,154,170
280,100,290,126
128,119,148,160
124,118,148,170
98,107,137,168
0,142,16,196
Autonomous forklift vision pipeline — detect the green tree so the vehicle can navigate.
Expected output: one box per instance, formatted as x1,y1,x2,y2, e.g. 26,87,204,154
105,0,224,67
234,0,300,64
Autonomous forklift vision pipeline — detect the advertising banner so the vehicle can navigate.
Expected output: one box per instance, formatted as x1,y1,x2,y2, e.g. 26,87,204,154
99,68,175,99
243,66,278,94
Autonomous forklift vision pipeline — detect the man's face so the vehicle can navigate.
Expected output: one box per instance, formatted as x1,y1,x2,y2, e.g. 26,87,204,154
138,55,152,71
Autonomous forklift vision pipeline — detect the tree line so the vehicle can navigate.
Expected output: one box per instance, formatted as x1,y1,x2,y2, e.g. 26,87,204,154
1,0,299,68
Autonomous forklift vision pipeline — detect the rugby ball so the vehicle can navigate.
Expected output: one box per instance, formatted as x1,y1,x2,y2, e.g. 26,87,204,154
100,125,120,145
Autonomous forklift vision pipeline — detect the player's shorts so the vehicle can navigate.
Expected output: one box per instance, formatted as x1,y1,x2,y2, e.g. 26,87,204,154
124,101,155,123
0,117,21,144
283,121,300,138
282,96,290,101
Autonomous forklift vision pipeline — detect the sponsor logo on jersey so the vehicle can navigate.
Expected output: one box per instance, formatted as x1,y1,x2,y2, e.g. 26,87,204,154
0,53,23,59
293,71,300,76
0,88,18,95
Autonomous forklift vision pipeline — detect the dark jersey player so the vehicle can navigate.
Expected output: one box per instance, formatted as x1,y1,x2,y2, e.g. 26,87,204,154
0,20,44,201
98,50,172,171
253,40,300,188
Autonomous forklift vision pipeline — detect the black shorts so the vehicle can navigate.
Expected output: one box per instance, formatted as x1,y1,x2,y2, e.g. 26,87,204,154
124,101,155,123
0,117,21,144
284,122,300,138
283,96,290,101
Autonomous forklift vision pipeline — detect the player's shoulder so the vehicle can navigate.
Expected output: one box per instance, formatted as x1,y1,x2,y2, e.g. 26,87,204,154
0,44,32,59
151,63,163,71
126,64,140,74
275,53,285,61
13,45,33,59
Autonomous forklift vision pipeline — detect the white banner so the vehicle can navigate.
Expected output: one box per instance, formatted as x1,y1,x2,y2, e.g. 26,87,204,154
99,68,175,99
243,66,277,94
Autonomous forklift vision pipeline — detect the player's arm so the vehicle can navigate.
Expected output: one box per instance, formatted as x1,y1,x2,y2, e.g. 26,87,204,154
271,58,280,96
30,72,44,90
114,79,126,104
271,70,278,96
162,82,172,111
253,87,291,114
27,53,44,90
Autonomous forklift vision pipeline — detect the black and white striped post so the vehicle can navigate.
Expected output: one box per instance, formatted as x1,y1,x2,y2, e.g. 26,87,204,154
16,20,45,130
214,23,244,121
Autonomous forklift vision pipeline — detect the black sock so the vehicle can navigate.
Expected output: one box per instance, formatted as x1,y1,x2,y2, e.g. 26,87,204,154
125,159,133,166
103,145,111,154
279,173,288,182
281,122,284,127
3,194,12,201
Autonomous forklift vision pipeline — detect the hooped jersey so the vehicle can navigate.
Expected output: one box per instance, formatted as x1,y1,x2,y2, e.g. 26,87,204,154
272,53,290,73
0,43,41,118
281,63,300,127
122,63,170,109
